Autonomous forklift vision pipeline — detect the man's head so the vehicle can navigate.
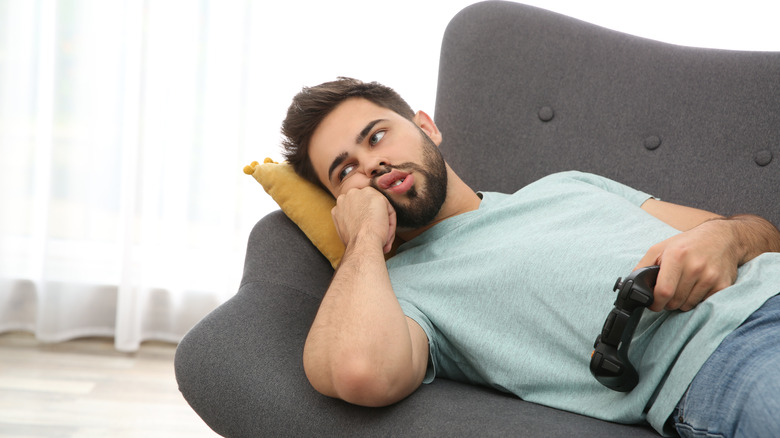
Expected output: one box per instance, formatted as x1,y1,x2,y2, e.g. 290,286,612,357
281,78,449,230
282,77,416,190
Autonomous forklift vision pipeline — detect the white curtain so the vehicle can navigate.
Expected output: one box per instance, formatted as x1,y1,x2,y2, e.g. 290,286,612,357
0,0,484,353
0,0,274,352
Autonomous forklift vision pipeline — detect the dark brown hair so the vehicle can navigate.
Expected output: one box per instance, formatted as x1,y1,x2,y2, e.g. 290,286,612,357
281,77,415,188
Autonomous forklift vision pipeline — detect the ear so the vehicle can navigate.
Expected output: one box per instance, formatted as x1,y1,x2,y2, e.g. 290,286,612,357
413,110,442,146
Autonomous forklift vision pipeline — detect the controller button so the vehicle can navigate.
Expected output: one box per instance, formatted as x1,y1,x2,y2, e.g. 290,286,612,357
630,289,652,306
593,351,603,365
613,277,623,292
602,358,622,374
604,313,616,333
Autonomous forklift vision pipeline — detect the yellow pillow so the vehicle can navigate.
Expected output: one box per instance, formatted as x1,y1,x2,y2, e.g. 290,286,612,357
244,159,345,269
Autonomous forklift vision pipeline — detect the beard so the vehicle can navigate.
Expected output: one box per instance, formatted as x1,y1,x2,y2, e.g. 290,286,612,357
370,129,448,229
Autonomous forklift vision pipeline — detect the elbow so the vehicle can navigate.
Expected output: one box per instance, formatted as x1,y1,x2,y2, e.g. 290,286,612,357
304,352,413,407
331,358,404,407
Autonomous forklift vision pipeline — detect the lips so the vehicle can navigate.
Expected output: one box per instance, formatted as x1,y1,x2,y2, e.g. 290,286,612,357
376,169,414,195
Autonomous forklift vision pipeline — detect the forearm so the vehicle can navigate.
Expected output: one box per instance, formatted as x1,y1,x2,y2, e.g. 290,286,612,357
712,214,780,265
303,231,418,406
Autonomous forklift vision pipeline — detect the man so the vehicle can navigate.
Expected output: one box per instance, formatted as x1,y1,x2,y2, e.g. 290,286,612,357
281,77,780,437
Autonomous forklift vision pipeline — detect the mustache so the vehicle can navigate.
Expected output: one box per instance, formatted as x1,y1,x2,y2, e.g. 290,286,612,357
369,163,422,195
370,162,423,184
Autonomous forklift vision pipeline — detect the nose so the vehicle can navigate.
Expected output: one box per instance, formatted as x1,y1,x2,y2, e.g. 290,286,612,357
361,153,389,178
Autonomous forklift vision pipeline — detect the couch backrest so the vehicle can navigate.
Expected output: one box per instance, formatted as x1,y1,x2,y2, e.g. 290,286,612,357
435,1,779,226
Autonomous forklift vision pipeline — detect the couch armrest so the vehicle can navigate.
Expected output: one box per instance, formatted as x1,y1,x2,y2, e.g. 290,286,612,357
175,211,658,437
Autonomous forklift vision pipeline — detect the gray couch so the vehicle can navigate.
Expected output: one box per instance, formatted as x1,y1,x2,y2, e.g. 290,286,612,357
175,2,780,436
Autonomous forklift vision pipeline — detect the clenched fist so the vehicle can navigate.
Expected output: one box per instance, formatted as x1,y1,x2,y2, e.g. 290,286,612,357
331,187,397,254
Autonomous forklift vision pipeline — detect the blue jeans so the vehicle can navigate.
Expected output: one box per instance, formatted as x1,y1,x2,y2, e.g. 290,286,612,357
670,294,780,438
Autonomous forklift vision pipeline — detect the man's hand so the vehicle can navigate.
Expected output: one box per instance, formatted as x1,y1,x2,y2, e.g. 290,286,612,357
635,220,739,312
332,187,396,254
636,213,780,312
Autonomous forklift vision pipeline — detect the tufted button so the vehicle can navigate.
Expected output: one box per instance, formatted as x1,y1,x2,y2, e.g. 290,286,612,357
538,106,554,122
643,136,662,151
754,149,773,166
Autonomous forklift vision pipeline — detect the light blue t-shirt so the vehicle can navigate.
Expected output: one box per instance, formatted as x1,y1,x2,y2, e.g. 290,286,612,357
386,171,780,435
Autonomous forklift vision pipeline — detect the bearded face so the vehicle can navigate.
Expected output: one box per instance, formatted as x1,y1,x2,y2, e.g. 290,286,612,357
370,128,448,229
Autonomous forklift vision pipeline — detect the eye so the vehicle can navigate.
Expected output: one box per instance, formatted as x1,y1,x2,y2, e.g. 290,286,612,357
338,163,357,181
369,130,385,146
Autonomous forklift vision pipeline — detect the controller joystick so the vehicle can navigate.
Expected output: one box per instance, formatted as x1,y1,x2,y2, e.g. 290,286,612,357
590,265,659,392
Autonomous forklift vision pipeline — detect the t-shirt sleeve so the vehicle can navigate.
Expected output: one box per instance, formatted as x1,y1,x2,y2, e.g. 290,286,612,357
561,171,654,206
398,299,437,384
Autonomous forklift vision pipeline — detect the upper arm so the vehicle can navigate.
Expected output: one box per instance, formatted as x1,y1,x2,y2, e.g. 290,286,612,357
641,198,723,231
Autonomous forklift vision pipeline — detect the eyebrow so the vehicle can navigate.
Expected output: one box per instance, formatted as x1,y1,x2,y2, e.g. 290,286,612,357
356,119,385,144
327,119,386,183
327,152,349,184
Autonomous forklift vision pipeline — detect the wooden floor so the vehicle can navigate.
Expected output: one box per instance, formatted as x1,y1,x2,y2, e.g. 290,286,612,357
0,332,220,438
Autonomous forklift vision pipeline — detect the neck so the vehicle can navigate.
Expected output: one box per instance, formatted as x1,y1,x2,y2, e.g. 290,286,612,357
396,166,481,242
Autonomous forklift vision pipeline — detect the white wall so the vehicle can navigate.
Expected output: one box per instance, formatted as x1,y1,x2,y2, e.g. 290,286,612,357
248,0,780,165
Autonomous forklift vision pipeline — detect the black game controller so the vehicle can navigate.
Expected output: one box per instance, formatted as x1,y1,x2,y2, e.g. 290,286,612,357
590,265,659,392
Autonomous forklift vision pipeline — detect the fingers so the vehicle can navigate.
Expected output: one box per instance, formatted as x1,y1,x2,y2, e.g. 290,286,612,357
648,261,677,312
641,240,737,312
331,187,396,253
657,270,732,311
653,266,704,312
633,251,660,274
